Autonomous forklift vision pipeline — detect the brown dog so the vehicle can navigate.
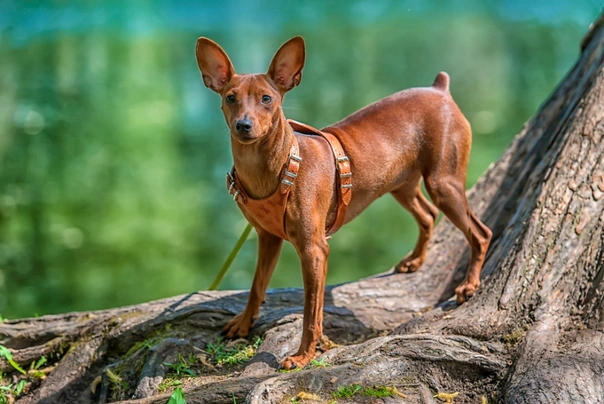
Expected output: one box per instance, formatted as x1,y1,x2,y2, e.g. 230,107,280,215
195,36,492,369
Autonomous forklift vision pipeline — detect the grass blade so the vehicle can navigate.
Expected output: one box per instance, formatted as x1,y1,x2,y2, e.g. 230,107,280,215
0,345,26,375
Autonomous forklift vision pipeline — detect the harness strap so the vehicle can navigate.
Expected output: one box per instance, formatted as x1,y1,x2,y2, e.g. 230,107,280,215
225,120,352,240
320,130,351,235
279,140,302,194
286,119,351,236
226,138,301,240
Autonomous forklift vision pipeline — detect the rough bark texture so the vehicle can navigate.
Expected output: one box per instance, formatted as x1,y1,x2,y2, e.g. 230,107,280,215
2,13,604,404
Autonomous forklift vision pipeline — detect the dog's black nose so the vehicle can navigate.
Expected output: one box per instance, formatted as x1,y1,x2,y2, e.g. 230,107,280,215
235,119,253,133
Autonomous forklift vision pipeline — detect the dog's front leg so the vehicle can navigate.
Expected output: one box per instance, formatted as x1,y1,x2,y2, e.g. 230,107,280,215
223,229,283,338
280,234,329,369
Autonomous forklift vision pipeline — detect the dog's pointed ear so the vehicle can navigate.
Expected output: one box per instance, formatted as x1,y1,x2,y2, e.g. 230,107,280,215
267,36,305,93
196,37,235,93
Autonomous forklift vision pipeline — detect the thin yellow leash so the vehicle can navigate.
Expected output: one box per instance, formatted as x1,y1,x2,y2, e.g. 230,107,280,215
209,223,253,290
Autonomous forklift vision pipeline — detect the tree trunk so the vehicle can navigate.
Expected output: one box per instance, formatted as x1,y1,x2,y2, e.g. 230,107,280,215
2,13,604,404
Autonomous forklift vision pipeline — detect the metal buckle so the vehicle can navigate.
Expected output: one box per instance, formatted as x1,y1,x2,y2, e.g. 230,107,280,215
340,172,352,178
284,169,298,178
232,190,240,201
281,179,294,186
337,156,349,162
228,181,236,194
341,184,353,189
290,155,302,162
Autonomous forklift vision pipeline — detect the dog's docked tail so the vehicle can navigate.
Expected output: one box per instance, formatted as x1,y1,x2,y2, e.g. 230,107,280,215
432,71,450,93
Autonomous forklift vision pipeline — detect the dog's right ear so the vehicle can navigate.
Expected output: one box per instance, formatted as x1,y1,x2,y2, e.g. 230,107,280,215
195,37,235,93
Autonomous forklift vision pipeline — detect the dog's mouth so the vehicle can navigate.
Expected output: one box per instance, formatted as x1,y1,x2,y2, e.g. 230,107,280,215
231,125,271,144
231,131,260,145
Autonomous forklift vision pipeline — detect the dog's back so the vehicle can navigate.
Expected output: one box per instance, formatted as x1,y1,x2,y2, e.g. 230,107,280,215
324,73,472,213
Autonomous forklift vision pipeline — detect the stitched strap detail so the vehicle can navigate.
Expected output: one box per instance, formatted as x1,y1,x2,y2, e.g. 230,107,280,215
226,137,300,240
279,139,301,194
286,119,352,236
226,169,247,204
319,131,352,235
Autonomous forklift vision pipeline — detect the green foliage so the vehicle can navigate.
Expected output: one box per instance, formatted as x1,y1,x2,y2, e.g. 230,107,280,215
31,356,47,370
163,354,196,377
362,386,398,398
158,377,182,393
502,329,525,347
331,384,401,399
124,324,173,360
206,336,262,367
105,368,128,397
307,357,330,368
0,345,26,375
332,384,362,399
166,387,187,404
159,352,198,393
0,380,27,403
28,355,47,378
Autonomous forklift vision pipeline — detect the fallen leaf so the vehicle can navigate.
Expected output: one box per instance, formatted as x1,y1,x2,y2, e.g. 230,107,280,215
297,391,322,401
386,386,407,398
90,375,102,394
434,391,459,403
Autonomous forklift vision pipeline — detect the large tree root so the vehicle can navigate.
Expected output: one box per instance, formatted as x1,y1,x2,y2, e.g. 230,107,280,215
117,334,506,404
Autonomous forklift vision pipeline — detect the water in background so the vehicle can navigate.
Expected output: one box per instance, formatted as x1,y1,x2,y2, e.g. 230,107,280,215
0,0,600,318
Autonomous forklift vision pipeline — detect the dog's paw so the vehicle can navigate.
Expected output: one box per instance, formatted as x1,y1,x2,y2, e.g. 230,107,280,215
223,313,254,339
455,281,479,305
395,256,423,273
279,354,311,370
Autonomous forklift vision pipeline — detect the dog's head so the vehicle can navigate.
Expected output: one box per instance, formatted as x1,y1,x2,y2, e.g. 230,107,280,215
195,36,305,145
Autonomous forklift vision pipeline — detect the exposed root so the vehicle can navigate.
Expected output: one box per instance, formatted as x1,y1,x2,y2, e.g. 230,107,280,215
247,335,505,404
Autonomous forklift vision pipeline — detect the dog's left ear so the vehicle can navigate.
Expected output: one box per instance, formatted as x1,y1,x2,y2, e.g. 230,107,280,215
196,37,235,93
267,36,305,93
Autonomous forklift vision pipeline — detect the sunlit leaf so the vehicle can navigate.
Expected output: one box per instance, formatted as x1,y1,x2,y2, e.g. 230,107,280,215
0,345,26,375
167,387,187,404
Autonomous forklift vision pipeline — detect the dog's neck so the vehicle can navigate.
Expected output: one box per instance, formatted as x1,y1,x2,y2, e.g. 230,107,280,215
231,112,294,199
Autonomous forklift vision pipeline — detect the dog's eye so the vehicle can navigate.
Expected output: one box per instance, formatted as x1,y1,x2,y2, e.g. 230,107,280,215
261,95,272,104
225,94,235,104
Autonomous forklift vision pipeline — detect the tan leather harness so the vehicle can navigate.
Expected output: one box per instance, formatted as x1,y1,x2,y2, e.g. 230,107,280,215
226,119,352,241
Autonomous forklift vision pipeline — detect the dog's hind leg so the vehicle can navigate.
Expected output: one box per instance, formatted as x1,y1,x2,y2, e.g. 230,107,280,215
392,181,439,273
424,172,492,304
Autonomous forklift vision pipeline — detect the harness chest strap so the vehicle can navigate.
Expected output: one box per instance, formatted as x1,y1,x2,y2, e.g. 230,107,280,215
226,122,351,239
320,130,351,235
286,119,351,235
226,139,301,240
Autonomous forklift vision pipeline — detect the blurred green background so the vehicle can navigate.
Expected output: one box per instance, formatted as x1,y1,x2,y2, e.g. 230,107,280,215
0,1,600,318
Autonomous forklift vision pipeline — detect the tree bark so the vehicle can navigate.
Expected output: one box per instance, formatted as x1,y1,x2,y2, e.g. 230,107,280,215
2,12,604,404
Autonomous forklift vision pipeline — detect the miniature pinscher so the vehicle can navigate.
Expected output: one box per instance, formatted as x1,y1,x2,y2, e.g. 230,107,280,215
195,36,492,369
